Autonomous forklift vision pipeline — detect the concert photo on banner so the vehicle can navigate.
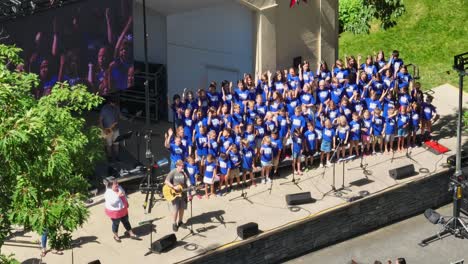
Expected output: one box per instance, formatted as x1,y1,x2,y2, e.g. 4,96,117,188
1,0,134,98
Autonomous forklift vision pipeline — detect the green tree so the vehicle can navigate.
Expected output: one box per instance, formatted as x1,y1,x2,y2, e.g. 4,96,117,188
339,0,405,34
0,44,104,260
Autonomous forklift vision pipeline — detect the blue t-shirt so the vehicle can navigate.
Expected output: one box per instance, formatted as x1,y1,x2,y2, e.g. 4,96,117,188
195,133,208,156
397,113,410,129
204,161,216,179
322,127,335,143
168,143,187,164
362,117,372,136
241,147,255,170
327,108,341,123
302,71,314,84
349,120,361,141
336,126,349,141
288,75,301,90
421,103,436,120
290,114,306,133
229,151,241,169
271,137,283,156
300,92,315,105
273,81,286,94
260,144,273,162
286,97,301,117
265,120,277,134
208,138,219,156
219,136,233,154
361,63,377,79
411,111,420,130
255,103,268,118
366,98,382,113
341,106,353,122
218,157,230,175
255,124,266,140
385,116,397,135
398,94,412,107
207,91,222,108
244,131,256,148
185,162,199,185
292,135,303,154
372,116,384,136
304,130,317,151
331,86,344,105
277,115,289,138
317,89,330,104
344,83,358,99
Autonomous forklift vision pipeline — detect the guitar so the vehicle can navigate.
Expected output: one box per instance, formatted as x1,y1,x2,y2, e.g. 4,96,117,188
162,184,195,202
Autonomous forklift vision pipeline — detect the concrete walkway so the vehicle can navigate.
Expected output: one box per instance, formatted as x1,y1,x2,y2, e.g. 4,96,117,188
2,84,467,264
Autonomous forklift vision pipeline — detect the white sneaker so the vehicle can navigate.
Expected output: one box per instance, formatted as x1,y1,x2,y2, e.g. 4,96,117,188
319,163,324,168
372,151,376,155
266,178,272,183
326,161,332,167
261,178,266,184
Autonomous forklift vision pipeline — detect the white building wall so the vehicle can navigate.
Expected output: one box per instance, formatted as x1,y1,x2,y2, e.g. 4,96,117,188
166,2,254,119
133,2,167,64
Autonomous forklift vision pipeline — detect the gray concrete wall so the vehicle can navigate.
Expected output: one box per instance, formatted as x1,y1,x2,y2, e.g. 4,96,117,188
184,169,453,264
275,0,322,70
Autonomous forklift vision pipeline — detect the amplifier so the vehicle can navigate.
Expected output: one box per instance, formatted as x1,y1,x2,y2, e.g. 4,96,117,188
447,151,468,166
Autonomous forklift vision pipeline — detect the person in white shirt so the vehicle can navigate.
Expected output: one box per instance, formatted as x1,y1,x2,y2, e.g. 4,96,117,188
104,180,139,242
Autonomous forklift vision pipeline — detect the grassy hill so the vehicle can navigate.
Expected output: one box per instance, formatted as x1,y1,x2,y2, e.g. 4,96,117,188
339,0,468,90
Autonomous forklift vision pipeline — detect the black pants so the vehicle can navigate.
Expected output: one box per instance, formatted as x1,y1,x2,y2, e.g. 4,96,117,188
111,214,132,233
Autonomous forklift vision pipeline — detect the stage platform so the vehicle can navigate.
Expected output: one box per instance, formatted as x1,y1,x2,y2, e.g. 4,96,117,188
3,84,468,264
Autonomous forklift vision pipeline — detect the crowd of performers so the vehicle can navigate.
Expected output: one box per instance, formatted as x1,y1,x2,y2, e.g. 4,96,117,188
164,50,438,200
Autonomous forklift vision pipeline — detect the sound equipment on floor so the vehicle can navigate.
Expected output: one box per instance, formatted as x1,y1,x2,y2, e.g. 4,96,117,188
389,164,415,180
237,222,259,239
285,192,314,205
88,261,101,264
154,234,177,253
447,151,468,166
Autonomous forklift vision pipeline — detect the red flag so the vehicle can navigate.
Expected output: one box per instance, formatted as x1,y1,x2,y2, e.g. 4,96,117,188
290,0,297,7
290,0,307,8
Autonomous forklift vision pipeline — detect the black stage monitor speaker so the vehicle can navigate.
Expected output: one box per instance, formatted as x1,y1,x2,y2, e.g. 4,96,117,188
88,261,101,264
154,234,177,253
447,151,468,166
286,192,314,205
237,222,259,239
389,164,415,179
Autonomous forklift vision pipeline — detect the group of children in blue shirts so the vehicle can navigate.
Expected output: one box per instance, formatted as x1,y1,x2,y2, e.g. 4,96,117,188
164,50,438,198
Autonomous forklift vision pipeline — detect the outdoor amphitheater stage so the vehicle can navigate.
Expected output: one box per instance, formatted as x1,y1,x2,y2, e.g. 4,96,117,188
3,84,467,264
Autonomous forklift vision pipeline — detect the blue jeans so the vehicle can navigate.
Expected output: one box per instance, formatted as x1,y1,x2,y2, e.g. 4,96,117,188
111,214,132,233
41,232,48,249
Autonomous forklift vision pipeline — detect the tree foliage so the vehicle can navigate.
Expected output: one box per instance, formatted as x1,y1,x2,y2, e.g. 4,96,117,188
0,44,104,259
339,0,406,34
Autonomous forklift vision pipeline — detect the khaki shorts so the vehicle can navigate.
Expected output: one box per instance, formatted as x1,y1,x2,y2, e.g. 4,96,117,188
273,156,280,167
373,135,383,144
229,168,240,179
104,129,119,147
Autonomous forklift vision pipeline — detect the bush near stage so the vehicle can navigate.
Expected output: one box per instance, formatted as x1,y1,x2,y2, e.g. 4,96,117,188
0,44,104,261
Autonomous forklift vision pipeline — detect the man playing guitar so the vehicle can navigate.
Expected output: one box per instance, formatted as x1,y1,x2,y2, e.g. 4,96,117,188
99,96,121,161
164,159,192,232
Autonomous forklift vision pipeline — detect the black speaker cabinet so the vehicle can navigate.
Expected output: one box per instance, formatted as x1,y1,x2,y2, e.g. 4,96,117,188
285,192,314,205
237,222,259,239
460,188,468,216
389,164,415,179
447,151,468,166
154,234,177,253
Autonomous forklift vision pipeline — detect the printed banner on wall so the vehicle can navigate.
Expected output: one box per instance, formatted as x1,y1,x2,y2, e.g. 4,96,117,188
1,0,134,98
